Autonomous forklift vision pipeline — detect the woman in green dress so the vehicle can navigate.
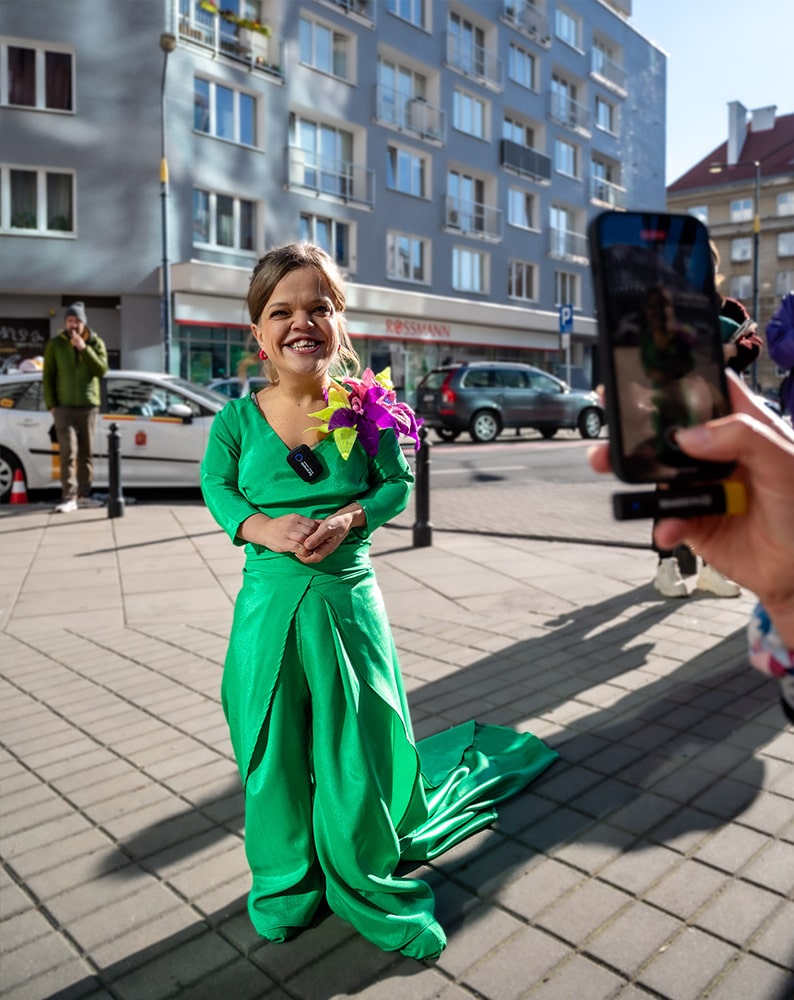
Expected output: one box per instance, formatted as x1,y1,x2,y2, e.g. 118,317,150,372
201,244,556,961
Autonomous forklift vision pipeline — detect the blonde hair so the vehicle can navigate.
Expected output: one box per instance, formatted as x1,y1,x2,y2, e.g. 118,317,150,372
247,243,360,384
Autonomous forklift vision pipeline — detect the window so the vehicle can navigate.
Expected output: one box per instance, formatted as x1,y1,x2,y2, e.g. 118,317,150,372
554,270,579,308
453,89,485,138
729,274,752,300
377,58,432,135
448,12,485,77
386,145,427,197
688,205,708,225
594,96,615,133
508,260,536,301
2,165,74,234
777,271,793,297
551,75,583,128
778,191,794,217
507,188,535,229
4,42,73,111
193,188,256,251
291,116,354,199
555,138,578,178
387,232,429,283
448,170,485,232
730,198,753,223
453,247,487,293
387,0,426,29
299,17,351,80
502,115,534,149
731,237,752,263
507,44,535,90
194,78,256,145
299,214,350,268
550,205,574,257
555,7,581,49
779,232,794,257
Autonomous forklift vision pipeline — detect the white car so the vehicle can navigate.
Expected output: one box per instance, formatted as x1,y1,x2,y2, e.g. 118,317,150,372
0,370,227,502
205,375,269,399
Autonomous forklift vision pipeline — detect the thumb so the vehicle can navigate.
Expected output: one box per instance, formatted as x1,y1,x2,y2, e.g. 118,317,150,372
675,413,794,470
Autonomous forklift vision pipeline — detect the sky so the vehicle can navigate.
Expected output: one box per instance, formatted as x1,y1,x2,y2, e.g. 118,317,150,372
629,0,794,185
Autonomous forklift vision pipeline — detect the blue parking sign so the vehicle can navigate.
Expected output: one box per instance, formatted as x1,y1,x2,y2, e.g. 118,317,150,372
559,304,573,334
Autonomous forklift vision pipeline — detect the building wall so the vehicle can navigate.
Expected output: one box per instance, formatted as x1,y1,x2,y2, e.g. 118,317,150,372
1,0,666,397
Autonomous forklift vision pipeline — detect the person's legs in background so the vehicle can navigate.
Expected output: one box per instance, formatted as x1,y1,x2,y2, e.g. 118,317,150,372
75,406,98,500
52,406,78,512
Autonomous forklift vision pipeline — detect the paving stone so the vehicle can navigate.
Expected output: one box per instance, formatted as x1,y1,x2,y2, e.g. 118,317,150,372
693,824,770,874
536,877,632,945
584,900,681,976
748,899,794,968
693,878,782,945
636,926,738,999
492,856,584,919
527,953,627,1000
643,859,729,919
704,952,794,1000
435,904,525,977
462,924,569,1000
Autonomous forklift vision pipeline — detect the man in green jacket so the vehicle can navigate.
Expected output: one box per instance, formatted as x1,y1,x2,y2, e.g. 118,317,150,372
43,302,109,513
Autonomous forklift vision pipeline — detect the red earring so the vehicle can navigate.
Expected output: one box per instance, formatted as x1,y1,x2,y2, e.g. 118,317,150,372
259,349,268,360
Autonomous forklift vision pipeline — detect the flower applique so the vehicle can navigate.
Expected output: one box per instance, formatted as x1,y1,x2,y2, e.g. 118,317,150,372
308,368,422,459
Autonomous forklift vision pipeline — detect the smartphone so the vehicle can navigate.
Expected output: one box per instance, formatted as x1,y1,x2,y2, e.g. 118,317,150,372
589,210,735,485
728,317,754,344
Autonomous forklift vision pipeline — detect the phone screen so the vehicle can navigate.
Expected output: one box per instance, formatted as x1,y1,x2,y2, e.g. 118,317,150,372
589,210,734,484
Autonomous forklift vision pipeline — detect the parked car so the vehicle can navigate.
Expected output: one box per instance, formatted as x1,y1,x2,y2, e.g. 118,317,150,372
415,362,605,443
0,370,227,502
205,376,269,398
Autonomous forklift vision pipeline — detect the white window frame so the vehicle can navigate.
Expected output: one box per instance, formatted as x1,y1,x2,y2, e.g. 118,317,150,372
594,95,616,134
452,246,488,293
299,213,352,269
507,43,535,91
555,7,582,50
730,237,752,263
452,88,486,138
386,143,428,198
776,271,793,297
507,187,535,230
1,39,74,111
386,231,430,284
777,191,794,217
778,232,794,258
555,137,579,179
729,274,752,299
508,259,536,302
1,164,75,236
194,77,258,146
192,188,258,253
554,270,580,308
386,0,427,30
298,15,353,82
730,198,753,223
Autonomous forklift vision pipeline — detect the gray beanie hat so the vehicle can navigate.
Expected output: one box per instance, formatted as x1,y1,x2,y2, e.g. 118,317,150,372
65,301,87,324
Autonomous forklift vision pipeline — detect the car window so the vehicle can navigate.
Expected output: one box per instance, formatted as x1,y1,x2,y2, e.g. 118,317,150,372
0,380,43,411
418,371,449,391
529,372,562,393
500,368,528,389
462,369,496,389
106,378,158,416
153,387,201,417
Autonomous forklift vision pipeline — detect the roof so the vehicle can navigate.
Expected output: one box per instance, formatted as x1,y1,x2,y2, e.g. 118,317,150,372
667,111,794,193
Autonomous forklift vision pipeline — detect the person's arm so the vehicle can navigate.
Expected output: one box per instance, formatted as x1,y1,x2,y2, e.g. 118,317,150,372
42,339,57,411
82,332,109,377
766,293,794,369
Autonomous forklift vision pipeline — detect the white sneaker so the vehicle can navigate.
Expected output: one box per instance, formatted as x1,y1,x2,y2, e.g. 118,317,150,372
53,497,78,513
653,557,688,598
696,563,741,598
78,496,103,508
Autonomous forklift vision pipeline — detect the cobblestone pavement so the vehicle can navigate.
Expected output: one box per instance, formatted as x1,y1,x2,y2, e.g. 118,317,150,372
1,492,792,1000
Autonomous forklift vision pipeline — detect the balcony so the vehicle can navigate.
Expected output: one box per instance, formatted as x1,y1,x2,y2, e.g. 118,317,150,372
502,3,551,47
500,139,551,182
176,3,284,78
375,85,445,143
549,227,588,260
445,196,502,242
590,174,626,208
286,147,374,209
323,0,373,23
549,91,590,133
445,33,502,90
591,51,627,94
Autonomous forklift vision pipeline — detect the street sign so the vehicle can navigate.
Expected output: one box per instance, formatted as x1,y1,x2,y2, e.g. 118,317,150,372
559,304,573,334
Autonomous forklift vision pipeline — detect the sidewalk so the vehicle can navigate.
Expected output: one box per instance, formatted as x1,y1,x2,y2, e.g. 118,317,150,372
1,498,792,1000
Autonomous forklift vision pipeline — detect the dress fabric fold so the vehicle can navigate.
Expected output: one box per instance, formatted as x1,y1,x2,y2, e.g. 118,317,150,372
201,397,557,956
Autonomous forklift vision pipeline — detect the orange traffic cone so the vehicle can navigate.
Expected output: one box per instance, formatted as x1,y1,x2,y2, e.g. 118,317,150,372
10,468,28,505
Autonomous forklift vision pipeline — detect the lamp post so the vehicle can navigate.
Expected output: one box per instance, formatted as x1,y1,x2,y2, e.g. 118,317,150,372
159,32,177,374
708,158,761,389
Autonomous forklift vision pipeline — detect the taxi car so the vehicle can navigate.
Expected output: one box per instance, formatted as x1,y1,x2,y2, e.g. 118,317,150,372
0,370,227,502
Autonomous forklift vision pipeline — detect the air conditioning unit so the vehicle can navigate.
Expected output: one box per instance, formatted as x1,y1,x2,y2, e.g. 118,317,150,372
449,209,460,226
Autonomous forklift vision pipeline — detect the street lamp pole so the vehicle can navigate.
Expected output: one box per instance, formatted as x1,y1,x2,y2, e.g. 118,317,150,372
159,33,177,374
708,158,762,390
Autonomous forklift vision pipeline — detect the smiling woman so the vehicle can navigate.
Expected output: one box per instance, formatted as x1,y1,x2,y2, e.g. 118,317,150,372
199,242,557,960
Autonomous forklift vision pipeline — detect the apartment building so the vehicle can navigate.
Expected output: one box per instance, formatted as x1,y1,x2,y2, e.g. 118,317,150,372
666,101,794,396
1,0,666,398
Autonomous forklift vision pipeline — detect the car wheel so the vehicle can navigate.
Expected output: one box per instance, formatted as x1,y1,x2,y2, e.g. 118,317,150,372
540,428,558,439
469,410,501,443
578,408,603,439
436,428,461,442
0,447,23,504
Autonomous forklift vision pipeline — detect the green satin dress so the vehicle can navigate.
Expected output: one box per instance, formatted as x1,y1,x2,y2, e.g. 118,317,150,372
201,395,557,960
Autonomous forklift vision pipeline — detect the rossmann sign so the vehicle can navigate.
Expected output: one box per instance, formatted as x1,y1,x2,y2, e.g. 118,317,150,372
385,318,452,340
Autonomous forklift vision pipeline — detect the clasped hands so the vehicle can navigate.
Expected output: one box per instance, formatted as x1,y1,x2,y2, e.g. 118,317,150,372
263,510,357,564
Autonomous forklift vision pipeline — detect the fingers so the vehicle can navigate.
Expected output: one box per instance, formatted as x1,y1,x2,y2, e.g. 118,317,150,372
675,410,794,468
587,442,611,474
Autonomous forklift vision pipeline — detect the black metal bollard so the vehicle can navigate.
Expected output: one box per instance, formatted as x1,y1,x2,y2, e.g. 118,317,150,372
107,422,125,519
412,424,432,547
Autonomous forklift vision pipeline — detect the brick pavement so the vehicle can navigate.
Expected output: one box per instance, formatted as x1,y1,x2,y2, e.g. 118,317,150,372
1,493,792,1000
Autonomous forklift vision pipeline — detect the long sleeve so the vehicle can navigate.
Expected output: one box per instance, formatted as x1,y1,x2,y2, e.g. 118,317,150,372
84,333,109,378
201,406,263,545
766,293,794,369
356,429,414,533
42,338,58,409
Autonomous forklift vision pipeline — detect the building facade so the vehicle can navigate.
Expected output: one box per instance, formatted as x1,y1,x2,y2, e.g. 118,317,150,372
666,101,794,396
1,0,666,400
